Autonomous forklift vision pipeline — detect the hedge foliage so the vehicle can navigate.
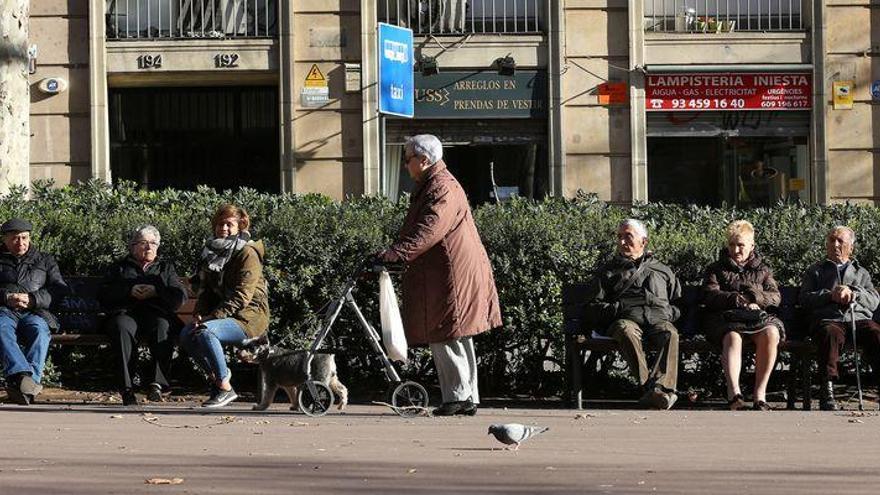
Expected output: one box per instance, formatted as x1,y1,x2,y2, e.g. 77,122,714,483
3,180,880,397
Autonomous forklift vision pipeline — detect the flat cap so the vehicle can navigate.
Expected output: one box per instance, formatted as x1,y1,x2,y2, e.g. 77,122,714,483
1,218,33,233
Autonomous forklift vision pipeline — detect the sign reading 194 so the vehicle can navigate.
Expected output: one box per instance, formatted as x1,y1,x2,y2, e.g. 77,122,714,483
214,53,240,68
137,54,162,69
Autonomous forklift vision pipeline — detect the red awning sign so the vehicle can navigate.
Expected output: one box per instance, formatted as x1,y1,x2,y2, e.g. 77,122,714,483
646,73,812,111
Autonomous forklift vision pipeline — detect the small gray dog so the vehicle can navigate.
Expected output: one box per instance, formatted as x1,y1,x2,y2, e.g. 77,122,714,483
240,345,348,412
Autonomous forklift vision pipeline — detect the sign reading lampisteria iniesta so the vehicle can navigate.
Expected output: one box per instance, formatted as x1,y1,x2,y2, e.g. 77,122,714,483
646,73,812,111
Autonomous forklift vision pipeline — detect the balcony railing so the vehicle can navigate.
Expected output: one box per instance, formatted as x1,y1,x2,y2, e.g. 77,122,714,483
644,0,804,32
106,0,277,40
380,0,545,35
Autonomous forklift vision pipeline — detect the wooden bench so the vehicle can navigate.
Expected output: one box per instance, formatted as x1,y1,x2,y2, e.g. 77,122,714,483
563,284,818,410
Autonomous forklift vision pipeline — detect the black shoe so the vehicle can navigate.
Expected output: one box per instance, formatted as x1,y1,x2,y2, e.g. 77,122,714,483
819,380,839,411
121,389,138,406
458,401,478,416
5,383,29,405
432,400,476,416
146,383,163,402
202,388,238,408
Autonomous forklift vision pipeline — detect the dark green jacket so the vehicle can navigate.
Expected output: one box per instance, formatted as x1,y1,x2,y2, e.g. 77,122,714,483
195,240,269,338
585,253,682,332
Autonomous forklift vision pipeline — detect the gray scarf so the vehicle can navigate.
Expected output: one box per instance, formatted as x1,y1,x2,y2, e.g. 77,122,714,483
199,232,250,273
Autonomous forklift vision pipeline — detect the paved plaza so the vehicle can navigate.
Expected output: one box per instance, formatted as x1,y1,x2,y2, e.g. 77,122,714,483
1,395,880,494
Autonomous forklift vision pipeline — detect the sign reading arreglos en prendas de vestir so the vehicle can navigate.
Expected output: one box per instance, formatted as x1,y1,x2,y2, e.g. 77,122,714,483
646,73,812,111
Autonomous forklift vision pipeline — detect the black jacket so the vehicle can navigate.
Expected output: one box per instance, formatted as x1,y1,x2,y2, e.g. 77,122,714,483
800,259,880,323
99,256,187,320
585,253,682,332
0,246,69,330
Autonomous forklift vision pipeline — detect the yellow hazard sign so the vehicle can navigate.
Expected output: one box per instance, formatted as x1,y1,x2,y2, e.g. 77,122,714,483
305,64,327,88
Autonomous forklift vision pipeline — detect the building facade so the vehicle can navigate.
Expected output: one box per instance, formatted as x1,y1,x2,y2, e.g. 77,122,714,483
23,1,880,204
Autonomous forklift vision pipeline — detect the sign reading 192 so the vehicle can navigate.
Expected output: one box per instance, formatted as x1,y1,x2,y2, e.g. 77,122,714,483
214,53,240,68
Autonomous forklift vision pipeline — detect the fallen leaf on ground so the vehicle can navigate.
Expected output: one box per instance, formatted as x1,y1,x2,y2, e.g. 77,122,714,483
574,413,595,420
144,478,184,485
109,415,123,419
407,468,417,474
848,419,864,424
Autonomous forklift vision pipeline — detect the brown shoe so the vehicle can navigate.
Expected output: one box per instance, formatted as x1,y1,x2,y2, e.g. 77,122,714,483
728,394,746,411
752,400,772,411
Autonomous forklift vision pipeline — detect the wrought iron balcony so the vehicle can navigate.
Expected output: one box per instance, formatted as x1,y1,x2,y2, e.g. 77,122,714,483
644,0,805,33
380,0,545,36
106,0,277,40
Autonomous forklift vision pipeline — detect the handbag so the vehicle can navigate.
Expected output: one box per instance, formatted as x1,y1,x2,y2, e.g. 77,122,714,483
722,308,768,324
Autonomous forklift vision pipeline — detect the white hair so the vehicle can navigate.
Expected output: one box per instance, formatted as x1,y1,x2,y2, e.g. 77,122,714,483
619,219,648,239
830,225,855,245
129,225,161,246
405,134,443,165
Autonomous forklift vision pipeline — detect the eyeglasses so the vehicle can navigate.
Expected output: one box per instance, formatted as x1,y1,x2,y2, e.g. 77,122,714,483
134,240,159,248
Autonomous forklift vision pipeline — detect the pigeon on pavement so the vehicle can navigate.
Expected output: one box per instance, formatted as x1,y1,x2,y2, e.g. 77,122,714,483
488,423,549,451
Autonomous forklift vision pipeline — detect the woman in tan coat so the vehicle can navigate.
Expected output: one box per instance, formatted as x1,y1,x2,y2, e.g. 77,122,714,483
180,204,270,408
380,134,502,416
701,220,784,411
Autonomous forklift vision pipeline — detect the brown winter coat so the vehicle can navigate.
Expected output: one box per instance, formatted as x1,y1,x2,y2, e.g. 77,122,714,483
700,249,785,344
195,240,270,338
389,161,502,345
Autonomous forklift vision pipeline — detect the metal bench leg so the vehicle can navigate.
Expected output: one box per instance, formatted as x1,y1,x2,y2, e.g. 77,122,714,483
566,335,584,409
786,355,797,410
801,355,812,411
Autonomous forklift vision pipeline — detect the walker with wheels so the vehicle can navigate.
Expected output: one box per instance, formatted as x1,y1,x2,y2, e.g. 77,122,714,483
297,257,429,417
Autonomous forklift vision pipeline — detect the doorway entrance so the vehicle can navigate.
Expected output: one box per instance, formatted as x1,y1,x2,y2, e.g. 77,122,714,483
109,86,280,192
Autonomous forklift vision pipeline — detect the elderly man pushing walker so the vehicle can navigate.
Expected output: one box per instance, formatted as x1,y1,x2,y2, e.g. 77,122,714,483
379,134,502,417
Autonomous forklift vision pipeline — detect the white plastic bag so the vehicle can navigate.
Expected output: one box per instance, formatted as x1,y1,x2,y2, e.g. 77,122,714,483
379,269,408,363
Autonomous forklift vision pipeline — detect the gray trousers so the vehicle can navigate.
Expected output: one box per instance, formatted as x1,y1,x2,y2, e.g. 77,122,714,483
430,336,479,404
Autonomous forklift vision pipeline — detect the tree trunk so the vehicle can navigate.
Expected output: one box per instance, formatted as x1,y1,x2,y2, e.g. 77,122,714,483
0,0,30,195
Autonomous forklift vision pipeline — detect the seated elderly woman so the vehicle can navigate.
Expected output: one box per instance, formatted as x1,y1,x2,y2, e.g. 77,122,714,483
179,204,269,408
99,225,187,406
700,220,785,411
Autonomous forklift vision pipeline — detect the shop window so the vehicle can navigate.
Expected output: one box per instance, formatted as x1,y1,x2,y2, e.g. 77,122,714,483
648,135,809,207
384,144,548,204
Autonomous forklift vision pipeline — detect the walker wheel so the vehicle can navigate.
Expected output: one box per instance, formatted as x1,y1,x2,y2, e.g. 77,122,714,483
298,381,334,417
391,381,430,418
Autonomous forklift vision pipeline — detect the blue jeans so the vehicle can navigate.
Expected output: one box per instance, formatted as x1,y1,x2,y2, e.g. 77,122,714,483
179,318,247,384
0,308,51,383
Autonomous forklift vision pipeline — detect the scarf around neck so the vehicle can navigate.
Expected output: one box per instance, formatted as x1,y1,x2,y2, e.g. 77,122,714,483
200,232,250,273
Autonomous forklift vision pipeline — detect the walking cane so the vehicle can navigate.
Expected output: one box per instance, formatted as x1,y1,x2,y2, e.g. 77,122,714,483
849,300,865,411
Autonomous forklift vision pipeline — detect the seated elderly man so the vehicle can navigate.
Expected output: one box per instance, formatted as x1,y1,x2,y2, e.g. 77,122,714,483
584,219,681,409
0,218,69,405
800,226,880,411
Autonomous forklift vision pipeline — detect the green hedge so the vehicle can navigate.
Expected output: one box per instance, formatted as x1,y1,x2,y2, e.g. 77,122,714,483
2,181,879,397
